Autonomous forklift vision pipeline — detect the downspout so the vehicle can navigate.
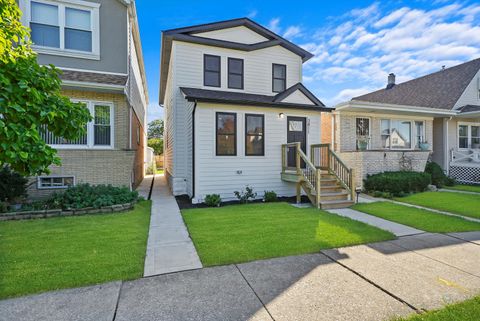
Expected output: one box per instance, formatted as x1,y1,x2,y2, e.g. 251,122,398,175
191,101,197,201
445,116,452,175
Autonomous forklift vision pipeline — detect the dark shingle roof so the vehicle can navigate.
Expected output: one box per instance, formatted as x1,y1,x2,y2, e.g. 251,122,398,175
180,84,329,111
459,105,480,113
59,69,128,86
353,58,480,110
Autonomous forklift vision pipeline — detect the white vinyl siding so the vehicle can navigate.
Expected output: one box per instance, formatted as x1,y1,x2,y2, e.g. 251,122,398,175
173,41,302,95
193,104,321,202
194,26,269,44
281,90,315,105
454,69,480,109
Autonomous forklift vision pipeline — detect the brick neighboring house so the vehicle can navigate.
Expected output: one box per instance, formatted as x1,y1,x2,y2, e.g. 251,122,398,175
327,58,480,186
18,0,148,198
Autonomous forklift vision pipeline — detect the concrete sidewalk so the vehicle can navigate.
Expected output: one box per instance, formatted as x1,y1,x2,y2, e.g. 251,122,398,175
143,175,202,276
327,208,424,237
2,232,480,321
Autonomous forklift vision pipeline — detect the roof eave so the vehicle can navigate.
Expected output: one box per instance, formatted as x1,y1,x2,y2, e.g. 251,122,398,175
336,100,458,116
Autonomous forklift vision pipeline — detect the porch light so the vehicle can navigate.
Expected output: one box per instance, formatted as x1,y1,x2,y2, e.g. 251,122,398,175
279,113,285,119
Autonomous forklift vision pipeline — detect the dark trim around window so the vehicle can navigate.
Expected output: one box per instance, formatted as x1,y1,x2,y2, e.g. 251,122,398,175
204,54,221,87
272,63,286,93
228,57,244,89
216,112,237,156
245,114,265,156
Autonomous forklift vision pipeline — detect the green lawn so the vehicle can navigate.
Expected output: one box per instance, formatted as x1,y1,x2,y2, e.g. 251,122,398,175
445,184,480,193
396,296,480,321
394,192,480,219
0,201,151,299
182,202,395,266
156,168,164,174
352,202,480,233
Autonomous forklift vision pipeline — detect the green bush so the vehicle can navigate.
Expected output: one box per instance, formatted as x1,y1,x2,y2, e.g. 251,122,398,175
364,171,431,196
204,194,221,207
263,191,278,202
425,161,455,187
0,166,28,203
48,184,138,209
234,186,257,204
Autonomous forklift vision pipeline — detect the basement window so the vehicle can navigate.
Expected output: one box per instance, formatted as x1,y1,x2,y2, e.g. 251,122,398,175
38,176,75,189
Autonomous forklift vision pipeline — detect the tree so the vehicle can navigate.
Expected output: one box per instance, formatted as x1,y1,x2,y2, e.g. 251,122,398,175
148,138,163,155
147,119,164,139
0,0,92,176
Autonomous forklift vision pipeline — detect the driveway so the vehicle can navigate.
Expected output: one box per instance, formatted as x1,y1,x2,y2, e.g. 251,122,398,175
1,232,480,321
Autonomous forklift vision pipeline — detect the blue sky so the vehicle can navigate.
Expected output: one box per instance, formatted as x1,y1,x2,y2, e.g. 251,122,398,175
136,0,480,122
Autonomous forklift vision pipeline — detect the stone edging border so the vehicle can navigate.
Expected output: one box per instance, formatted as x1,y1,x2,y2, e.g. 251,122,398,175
0,202,136,221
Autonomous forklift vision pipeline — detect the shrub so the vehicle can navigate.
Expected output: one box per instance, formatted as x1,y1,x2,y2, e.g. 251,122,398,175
234,186,257,204
425,161,455,187
204,194,221,207
48,184,138,209
263,190,278,202
364,171,431,196
0,166,28,203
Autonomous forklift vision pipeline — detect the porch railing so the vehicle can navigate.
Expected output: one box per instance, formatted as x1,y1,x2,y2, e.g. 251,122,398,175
311,143,355,201
281,142,321,207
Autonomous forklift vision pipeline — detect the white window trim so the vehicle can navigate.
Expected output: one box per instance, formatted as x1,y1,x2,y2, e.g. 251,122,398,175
37,175,76,189
49,100,114,150
20,0,100,60
457,122,480,150
380,118,420,151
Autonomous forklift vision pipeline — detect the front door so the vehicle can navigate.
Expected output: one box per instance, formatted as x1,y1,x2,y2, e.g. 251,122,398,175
287,116,307,168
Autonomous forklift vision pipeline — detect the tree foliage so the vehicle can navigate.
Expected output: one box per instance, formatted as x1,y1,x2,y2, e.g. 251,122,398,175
0,0,92,176
147,119,163,139
148,138,163,155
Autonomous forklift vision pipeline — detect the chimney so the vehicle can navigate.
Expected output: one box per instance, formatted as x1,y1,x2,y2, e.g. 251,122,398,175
386,73,395,89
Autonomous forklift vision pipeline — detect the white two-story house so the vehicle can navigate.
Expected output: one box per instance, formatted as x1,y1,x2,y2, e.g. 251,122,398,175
18,0,148,197
160,18,356,208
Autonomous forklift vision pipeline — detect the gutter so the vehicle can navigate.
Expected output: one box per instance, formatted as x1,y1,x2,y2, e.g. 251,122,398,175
191,101,197,201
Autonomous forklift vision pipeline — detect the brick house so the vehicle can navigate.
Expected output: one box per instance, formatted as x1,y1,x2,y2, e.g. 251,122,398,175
18,0,148,198
326,58,480,186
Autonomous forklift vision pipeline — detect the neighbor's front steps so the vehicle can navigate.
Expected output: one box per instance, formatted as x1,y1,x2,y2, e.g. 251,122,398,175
2,232,480,321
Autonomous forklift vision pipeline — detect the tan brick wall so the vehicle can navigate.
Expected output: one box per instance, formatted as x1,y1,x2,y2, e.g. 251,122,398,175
27,89,136,199
320,112,333,145
131,111,145,188
61,89,130,150
338,150,431,187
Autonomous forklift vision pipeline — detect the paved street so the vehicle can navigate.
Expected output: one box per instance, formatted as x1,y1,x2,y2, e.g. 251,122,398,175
1,232,480,321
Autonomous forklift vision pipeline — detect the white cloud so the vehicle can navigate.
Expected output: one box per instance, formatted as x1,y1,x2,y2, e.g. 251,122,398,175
301,1,480,103
328,87,375,105
247,10,258,19
283,26,302,39
147,102,163,122
268,18,281,34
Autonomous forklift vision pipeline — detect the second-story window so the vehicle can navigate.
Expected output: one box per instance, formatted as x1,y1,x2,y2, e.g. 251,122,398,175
26,0,99,57
272,64,286,92
228,58,244,89
204,54,221,87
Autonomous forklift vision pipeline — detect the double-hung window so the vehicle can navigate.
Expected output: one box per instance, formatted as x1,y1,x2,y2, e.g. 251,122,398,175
216,112,236,156
40,101,114,148
25,0,99,58
356,117,370,150
415,121,425,148
272,64,286,92
204,54,221,87
458,123,480,149
228,58,244,89
245,114,264,156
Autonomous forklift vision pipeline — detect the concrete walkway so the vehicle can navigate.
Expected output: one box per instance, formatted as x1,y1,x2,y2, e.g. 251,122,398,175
327,208,424,237
2,232,480,321
143,174,202,276
440,188,480,195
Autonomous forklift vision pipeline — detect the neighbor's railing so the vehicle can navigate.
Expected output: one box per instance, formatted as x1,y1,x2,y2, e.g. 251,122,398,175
311,143,355,201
